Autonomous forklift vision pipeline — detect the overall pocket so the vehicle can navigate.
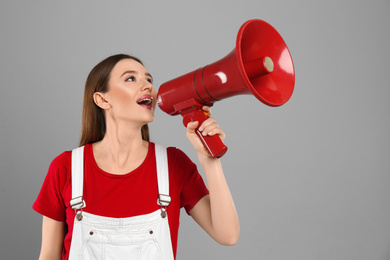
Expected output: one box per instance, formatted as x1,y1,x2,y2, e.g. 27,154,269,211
80,229,162,260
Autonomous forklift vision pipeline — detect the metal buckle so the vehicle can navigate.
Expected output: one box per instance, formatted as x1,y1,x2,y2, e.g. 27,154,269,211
75,210,83,221
70,196,85,210
157,194,171,207
160,206,167,218
157,194,170,218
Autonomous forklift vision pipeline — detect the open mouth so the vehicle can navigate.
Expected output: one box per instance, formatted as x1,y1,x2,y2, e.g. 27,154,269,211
136,96,153,109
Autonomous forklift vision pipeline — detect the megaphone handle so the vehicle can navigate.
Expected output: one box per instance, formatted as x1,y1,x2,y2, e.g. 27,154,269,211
195,129,228,158
181,108,228,158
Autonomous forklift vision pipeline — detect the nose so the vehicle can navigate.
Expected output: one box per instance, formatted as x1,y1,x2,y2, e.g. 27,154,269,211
142,80,153,92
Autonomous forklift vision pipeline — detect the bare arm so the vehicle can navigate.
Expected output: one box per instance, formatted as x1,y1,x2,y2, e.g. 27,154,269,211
186,107,240,245
38,216,65,260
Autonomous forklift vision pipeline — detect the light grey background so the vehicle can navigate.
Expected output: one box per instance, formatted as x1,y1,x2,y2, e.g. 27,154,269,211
1,0,389,259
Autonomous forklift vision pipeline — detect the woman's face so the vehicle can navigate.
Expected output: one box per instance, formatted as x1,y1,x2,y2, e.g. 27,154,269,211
103,58,157,125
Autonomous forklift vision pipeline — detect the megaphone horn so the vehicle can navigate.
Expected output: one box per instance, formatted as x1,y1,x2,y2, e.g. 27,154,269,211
157,19,295,158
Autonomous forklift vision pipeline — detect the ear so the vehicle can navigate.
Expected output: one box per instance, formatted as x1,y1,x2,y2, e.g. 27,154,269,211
93,92,110,110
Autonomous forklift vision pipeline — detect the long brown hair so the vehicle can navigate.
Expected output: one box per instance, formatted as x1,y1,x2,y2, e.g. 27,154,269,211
79,54,150,146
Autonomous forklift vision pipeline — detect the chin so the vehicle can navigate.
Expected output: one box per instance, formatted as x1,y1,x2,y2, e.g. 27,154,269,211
144,114,155,124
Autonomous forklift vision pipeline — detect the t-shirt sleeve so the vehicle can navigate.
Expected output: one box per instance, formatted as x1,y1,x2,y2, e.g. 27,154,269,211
32,152,69,222
170,148,209,215
181,167,209,215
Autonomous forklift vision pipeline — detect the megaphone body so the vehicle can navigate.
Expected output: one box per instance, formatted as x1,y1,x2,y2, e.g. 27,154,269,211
157,19,295,158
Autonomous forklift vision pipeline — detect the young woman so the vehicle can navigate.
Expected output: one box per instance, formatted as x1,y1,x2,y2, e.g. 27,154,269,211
33,54,239,260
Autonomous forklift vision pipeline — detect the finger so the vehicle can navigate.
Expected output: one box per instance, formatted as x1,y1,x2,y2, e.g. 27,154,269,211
186,121,199,132
200,121,221,137
198,117,217,132
204,127,226,142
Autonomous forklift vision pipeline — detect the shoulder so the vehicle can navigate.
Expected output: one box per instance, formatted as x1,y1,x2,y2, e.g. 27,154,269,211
49,150,72,172
166,146,186,157
49,144,89,171
150,142,198,177
46,146,81,183
151,143,187,161
151,143,196,172
164,146,198,183
166,146,195,167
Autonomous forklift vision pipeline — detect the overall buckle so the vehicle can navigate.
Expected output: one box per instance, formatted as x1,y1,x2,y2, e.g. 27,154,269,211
70,196,85,221
157,194,171,218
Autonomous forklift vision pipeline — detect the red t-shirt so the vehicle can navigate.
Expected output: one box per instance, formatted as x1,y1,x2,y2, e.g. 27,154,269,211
33,142,209,260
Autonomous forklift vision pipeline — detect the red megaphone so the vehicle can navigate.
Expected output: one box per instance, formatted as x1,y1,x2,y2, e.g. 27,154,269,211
157,19,295,158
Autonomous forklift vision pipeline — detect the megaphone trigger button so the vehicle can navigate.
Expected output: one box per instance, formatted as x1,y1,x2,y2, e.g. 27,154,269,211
202,110,210,117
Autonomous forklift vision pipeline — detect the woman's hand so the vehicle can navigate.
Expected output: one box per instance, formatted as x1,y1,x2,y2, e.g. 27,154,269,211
186,106,226,159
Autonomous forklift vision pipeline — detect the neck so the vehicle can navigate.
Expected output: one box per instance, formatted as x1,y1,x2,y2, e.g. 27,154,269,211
93,118,149,174
104,121,144,148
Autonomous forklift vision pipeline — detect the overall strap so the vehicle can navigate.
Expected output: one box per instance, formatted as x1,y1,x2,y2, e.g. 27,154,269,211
70,146,86,211
155,144,171,214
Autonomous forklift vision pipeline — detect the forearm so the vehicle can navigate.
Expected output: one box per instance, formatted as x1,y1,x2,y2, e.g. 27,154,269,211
39,216,64,260
39,253,62,260
199,154,240,245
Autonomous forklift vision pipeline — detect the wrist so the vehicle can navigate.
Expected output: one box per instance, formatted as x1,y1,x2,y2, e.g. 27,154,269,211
197,151,220,166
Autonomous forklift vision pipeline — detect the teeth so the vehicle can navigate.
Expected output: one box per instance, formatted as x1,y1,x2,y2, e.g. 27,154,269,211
137,97,153,105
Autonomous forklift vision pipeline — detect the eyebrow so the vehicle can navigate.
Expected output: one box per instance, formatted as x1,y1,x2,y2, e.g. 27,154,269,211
121,70,153,81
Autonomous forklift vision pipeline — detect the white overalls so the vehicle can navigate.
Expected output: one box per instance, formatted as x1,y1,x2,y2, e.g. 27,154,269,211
68,144,174,260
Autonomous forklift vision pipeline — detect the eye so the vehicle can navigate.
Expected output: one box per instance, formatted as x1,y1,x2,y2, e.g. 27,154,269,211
125,76,136,82
147,78,153,84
